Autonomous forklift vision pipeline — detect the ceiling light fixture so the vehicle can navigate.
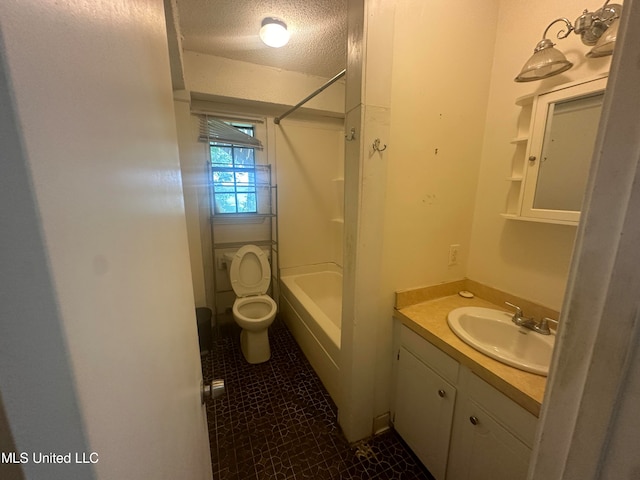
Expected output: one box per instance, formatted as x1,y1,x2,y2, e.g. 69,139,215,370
259,17,290,48
515,0,622,82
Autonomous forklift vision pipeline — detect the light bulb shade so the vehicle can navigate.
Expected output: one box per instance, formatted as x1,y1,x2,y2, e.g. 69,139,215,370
259,18,290,48
515,41,573,82
586,17,619,57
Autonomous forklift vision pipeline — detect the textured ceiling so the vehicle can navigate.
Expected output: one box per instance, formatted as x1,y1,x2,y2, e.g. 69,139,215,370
176,0,347,79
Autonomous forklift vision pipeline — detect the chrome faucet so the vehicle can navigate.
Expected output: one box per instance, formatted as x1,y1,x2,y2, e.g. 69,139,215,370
504,302,557,335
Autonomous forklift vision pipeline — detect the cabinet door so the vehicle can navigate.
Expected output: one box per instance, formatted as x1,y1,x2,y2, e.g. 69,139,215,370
447,398,532,480
394,347,456,480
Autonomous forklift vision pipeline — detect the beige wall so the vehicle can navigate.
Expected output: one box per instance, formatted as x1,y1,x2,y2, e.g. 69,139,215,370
467,0,612,311
383,0,500,292
375,0,500,427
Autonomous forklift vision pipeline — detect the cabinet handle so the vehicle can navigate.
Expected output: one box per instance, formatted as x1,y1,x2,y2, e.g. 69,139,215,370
469,416,479,426
528,155,537,162
438,389,446,398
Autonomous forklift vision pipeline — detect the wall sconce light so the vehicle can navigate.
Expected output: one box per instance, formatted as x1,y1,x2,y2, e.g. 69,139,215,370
515,0,622,82
259,17,290,48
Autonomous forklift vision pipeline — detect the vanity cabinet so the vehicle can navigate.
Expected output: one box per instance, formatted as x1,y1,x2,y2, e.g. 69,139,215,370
392,324,538,480
394,327,458,480
446,368,537,480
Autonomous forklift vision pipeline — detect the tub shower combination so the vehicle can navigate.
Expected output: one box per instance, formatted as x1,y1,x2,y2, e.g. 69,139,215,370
279,263,342,405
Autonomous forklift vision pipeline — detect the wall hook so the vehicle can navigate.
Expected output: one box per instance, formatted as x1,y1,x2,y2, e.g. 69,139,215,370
372,138,387,152
345,127,356,141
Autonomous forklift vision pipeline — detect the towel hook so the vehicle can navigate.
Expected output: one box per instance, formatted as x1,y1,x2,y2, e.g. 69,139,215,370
345,127,356,141
372,138,387,152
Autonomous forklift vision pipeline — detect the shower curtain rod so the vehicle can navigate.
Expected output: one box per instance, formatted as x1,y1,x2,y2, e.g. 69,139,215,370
274,69,346,125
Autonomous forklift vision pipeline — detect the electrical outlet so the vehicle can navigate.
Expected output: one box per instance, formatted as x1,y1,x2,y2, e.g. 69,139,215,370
448,244,460,266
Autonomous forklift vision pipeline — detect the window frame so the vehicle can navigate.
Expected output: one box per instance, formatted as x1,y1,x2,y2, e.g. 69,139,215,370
207,122,267,218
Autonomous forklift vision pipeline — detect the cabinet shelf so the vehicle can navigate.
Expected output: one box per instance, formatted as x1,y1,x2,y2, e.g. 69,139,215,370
500,213,577,226
510,136,528,144
210,213,276,221
515,93,534,106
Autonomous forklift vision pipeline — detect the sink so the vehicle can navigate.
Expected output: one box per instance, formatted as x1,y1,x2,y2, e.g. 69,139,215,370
447,306,555,376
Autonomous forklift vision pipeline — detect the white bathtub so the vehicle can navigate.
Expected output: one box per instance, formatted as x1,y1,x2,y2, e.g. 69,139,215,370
279,263,342,406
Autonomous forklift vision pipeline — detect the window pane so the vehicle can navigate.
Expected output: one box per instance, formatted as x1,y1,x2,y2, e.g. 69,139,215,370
213,171,234,183
234,171,255,187
233,148,255,167
237,127,254,137
211,146,233,166
236,193,257,213
214,194,237,213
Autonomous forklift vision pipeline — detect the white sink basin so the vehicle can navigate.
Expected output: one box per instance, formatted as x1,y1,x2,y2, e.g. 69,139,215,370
447,306,555,376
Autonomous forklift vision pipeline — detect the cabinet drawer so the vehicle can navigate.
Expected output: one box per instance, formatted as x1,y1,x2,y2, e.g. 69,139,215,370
400,325,459,384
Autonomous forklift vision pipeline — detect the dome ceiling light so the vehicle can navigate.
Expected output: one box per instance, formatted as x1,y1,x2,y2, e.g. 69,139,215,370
259,17,290,48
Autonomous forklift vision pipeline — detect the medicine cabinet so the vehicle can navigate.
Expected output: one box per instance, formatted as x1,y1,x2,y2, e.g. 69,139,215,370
503,75,607,225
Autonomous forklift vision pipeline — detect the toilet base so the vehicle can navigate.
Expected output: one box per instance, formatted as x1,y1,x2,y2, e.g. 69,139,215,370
240,329,271,364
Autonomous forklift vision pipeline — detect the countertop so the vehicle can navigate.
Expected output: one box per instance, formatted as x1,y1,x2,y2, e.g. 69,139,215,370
394,294,548,417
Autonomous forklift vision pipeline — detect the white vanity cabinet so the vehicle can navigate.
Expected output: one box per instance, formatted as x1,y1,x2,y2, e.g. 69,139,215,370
446,368,537,480
394,326,459,480
392,324,538,480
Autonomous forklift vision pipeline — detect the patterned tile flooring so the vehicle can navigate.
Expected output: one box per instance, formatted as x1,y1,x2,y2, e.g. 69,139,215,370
202,318,435,480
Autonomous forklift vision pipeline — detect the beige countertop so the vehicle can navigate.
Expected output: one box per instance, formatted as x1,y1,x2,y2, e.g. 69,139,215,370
395,294,548,417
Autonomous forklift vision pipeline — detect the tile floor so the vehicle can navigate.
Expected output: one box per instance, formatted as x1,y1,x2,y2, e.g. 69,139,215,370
202,317,435,480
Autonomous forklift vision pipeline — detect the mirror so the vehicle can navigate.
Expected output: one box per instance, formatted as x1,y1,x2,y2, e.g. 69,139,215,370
521,76,607,224
534,92,604,211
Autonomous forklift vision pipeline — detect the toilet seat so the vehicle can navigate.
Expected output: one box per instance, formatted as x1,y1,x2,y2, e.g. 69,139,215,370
229,245,271,297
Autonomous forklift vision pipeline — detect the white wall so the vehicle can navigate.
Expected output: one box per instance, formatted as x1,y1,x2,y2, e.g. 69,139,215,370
276,119,345,270
175,94,208,307
0,1,211,479
467,0,613,310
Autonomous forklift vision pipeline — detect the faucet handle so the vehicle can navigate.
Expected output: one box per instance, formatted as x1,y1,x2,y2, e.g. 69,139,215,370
534,317,558,335
504,301,523,317
541,317,559,329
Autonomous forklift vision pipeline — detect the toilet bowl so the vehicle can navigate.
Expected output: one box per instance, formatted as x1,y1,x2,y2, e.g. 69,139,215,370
227,245,277,364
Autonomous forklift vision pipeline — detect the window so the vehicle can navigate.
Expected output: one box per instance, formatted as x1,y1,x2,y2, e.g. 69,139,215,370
210,125,257,214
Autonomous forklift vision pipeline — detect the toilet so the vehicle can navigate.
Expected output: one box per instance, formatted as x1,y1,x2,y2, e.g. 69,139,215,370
225,245,277,364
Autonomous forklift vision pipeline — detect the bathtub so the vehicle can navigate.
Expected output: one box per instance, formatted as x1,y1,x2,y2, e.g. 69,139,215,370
279,263,342,406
